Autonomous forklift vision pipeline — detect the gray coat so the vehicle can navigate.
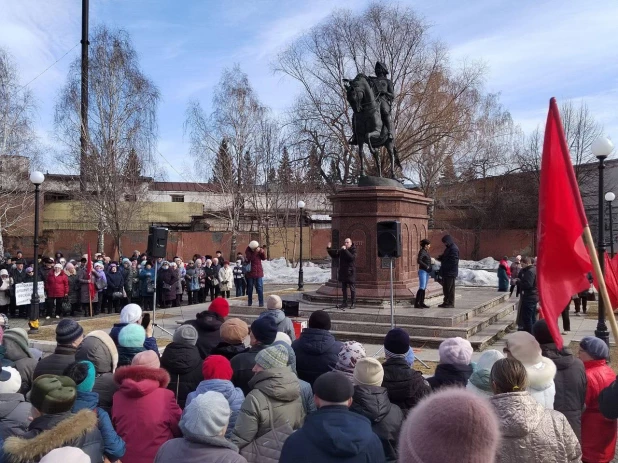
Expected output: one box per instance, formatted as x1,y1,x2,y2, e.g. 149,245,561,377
2,337,37,395
78,267,99,304
491,391,582,463
0,393,30,439
155,436,247,463
259,310,296,341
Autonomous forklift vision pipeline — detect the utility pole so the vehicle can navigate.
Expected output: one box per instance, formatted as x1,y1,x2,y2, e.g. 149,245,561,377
80,0,89,190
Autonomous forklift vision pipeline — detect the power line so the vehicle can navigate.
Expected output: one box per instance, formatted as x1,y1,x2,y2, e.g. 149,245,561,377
17,42,80,92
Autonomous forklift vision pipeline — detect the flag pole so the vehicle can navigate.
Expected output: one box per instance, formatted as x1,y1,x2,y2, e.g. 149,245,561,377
583,226,618,345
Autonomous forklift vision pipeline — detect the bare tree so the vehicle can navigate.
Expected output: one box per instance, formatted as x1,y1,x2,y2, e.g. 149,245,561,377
0,48,40,257
55,26,159,255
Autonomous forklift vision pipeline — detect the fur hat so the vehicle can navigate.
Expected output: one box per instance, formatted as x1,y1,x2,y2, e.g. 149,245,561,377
173,325,198,346
202,355,233,380
249,241,259,250
505,331,542,366
314,371,354,403
40,447,90,463
208,298,230,318
439,337,473,365
266,295,283,310
220,318,248,344
64,361,96,393
118,324,146,348
55,320,83,345
255,345,288,370
580,336,609,361
0,367,21,394
120,303,142,324
399,388,500,463
30,375,77,414
132,350,160,369
250,316,278,345
180,391,230,439
308,310,331,330
353,357,384,387
2,328,33,359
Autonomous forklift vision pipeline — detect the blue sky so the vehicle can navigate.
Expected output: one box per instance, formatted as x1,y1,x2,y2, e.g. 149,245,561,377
2,0,618,180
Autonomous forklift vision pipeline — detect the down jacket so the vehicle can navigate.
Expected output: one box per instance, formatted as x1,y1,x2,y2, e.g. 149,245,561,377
230,367,304,449
33,345,76,379
0,393,30,439
231,344,268,396
1,330,37,394
259,309,296,341
45,270,69,298
490,391,582,463
381,357,431,413
183,311,224,359
245,246,266,279
185,379,245,439
160,342,203,409
292,328,342,386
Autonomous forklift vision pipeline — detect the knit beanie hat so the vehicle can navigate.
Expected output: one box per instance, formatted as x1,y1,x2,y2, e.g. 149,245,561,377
505,331,542,366
580,336,610,361
267,295,283,310
208,298,230,318
0,367,21,394
314,371,354,403
384,328,410,355
334,341,366,375
30,375,77,414
308,310,331,330
118,324,146,348
202,355,233,380
439,337,473,365
120,303,142,324
40,447,90,463
220,318,249,344
173,325,198,346
275,332,292,346
55,319,84,345
180,391,230,439
249,240,259,250
63,361,96,393
2,328,33,359
398,388,500,463
532,319,555,345
273,340,298,374
353,357,384,387
255,345,289,370
250,316,278,345
132,350,160,369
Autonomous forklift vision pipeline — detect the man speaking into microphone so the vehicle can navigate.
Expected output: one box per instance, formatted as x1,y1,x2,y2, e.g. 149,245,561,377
327,238,357,309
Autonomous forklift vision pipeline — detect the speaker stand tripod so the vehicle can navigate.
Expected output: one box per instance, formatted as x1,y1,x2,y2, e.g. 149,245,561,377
151,262,174,337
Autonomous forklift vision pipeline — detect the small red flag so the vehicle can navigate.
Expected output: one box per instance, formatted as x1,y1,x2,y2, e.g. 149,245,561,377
87,244,95,301
537,98,592,349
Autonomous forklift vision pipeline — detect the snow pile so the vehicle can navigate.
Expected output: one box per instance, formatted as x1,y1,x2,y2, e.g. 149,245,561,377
261,258,331,284
459,257,501,270
457,268,499,287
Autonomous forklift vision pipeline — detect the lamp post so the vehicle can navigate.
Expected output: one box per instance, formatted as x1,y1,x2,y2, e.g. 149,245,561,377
593,137,614,346
29,171,45,334
606,191,616,257
298,200,305,291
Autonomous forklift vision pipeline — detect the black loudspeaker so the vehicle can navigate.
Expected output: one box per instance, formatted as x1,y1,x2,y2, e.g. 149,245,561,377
282,300,300,317
147,226,169,258
377,220,402,258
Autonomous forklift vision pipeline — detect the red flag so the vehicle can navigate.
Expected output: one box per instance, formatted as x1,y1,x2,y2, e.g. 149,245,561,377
537,98,592,349
87,244,95,301
594,253,618,311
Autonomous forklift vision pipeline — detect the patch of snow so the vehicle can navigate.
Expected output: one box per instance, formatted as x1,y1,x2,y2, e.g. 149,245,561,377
259,258,331,284
310,214,331,221
459,257,502,270
457,268,499,287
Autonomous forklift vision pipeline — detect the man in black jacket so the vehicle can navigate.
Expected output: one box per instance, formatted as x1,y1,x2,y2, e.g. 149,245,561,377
437,235,459,308
327,238,357,309
33,319,83,379
518,256,538,333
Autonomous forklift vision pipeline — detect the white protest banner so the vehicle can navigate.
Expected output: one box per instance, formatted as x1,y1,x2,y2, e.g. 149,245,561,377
15,282,45,306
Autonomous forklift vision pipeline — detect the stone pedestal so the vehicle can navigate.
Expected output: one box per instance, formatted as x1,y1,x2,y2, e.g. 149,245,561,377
316,186,433,301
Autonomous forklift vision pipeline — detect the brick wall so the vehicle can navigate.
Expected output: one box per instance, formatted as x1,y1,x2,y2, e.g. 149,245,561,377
428,229,536,260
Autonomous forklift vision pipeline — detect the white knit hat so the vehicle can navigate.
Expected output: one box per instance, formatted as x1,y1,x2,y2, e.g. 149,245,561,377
120,303,142,324
267,295,283,310
40,447,90,463
249,240,259,250
180,391,230,438
275,332,292,346
0,367,22,394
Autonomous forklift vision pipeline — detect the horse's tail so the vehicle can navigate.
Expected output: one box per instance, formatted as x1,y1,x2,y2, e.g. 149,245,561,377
394,146,402,170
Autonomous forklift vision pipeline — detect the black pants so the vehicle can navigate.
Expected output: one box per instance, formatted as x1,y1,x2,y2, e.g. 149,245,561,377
188,290,197,305
520,300,537,333
46,297,63,317
341,282,356,304
221,290,230,298
562,304,571,332
141,295,153,311
108,297,121,314
442,276,456,306
574,297,588,314
206,285,215,301
198,287,205,303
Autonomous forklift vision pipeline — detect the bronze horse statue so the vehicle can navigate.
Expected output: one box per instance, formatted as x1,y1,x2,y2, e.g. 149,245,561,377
344,74,401,179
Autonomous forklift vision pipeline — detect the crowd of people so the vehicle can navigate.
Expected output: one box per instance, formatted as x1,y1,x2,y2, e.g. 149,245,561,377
0,290,616,462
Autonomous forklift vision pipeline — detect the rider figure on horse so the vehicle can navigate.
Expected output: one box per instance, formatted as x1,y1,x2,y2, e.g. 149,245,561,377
369,61,395,140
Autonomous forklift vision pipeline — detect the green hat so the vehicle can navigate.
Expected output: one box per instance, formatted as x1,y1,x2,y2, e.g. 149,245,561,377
255,344,289,370
30,375,76,414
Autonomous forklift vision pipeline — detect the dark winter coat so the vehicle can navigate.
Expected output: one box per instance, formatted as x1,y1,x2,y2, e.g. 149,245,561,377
211,342,249,361
33,345,77,379
350,385,403,461
155,435,247,463
160,342,203,409
139,267,155,297
327,245,357,284
78,267,100,304
381,357,431,413
600,376,618,419
117,345,145,367
230,344,268,396
105,269,125,294
245,246,266,279
292,328,343,385
279,405,386,463
417,247,431,272
0,393,30,440
10,268,27,285
112,366,182,463
540,343,586,441
437,235,459,278
183,311,224,359
159,267,178,302
2,410,103,463
66,273,80,304
427,363,473,391
518,265,538,304
45,271,69,298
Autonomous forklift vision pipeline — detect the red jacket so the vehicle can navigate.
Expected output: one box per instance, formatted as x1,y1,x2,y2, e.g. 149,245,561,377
245,246,266,278
112,366,182,463
45,271,69,298
582,359,617,463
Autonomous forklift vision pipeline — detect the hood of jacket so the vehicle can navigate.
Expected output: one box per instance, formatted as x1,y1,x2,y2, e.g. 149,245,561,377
76,331,118,374
249,367,300,402
3,337,33,361
540,343,576,371
192,312,223,332
468,368,492,393
260,309,285,325
72,391,99,412
161,342,202,374
3,409,98,462
442,235,454,246
114,365,170,398
295,328,337,355
0,393,26,418
525,356,557,391
304,405,377,458
351,385,393,422
194,379,244,403
490,391,545,438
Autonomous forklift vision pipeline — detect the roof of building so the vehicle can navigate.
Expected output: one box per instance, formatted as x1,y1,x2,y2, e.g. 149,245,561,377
149,182,219,192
